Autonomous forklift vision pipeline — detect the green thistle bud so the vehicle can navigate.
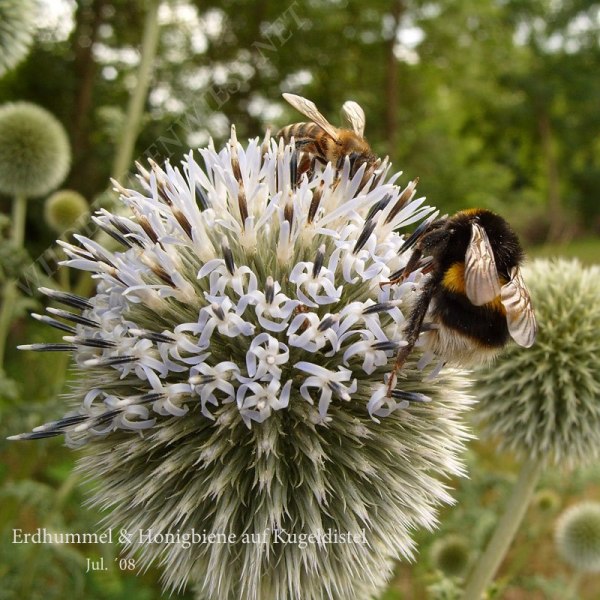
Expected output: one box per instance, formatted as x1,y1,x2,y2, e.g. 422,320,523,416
533,489,561,513
10,133,473,598
555,502,600,572
0,102,71,197
473,259,600,468
430,534,470,577
44,189,88,233
0,241,30,282
0,0,37,77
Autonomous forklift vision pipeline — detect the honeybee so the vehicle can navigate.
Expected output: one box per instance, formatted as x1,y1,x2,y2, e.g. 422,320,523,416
387,208,537,395
277,93,378,176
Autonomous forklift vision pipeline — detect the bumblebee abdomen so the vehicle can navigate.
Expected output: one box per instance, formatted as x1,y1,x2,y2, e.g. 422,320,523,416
432,285,509,349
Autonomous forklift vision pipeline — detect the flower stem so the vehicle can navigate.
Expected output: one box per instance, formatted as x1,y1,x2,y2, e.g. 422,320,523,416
12,193,27,247
0,282,17,368
565,570,583,600
462,456,543,600
0,194,28,368
111,0,160,180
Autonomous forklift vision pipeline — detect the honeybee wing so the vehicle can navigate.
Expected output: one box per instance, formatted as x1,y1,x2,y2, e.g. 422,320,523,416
464,222,502,306
341,100,366,137
501,266,537,347
282,93,339,140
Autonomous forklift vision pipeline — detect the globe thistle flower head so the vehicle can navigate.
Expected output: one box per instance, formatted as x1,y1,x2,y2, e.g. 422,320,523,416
0,0,37,78
430,534,470,577
473,259,600,468
44,189,89,233
0,102,71,197
12,131,473,598
555,502,600,573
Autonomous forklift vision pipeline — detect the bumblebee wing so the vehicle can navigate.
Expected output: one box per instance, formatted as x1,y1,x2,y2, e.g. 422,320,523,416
341,100,366,137
501,266,537,347
282,93,339,140
464,222,502,306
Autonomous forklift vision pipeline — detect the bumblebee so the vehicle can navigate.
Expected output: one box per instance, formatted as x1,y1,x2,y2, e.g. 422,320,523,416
387,208,537,394
277,93,378,175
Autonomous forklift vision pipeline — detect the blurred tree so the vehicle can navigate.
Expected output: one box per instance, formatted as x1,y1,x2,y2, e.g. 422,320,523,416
1,0,598,240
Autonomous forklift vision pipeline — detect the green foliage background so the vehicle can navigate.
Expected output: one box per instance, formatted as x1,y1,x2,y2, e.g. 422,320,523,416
0,0,599,598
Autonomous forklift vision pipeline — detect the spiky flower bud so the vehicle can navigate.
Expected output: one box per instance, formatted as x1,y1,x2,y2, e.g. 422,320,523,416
44,189,88,233
11,133,472,598
555,502,600,572
473,259,600,468
0,0,37,77
430,534,470,577
0,102,71,197
533,489,561,513
0,242,30,282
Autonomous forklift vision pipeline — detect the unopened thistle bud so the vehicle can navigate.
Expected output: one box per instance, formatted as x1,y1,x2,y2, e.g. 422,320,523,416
431,534,470,577
44,189,88,233
533,489,561,513
555,502,600,573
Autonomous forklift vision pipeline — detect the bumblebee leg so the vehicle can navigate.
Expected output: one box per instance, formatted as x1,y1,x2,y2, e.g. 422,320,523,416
380,247,423,289
386,282,434,396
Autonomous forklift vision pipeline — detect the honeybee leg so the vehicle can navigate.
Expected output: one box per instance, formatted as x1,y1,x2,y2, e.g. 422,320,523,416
386,282,434,396
297,154,313,180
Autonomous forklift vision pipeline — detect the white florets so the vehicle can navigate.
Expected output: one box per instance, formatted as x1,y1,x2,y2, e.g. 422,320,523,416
28,132,439,445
